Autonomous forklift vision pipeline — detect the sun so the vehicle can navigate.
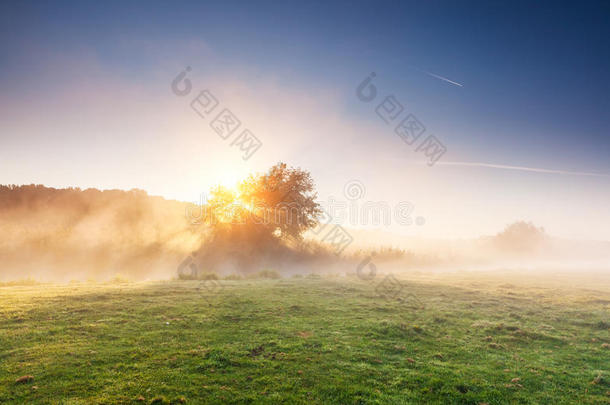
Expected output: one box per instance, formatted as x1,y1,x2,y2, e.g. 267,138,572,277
206,181,256,223
214,168,249,191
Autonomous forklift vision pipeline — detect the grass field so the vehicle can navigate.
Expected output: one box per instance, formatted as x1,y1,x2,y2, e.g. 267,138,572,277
1,272,609,404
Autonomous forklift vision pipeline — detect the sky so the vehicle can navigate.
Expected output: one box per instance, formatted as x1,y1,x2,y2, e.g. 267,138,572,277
1,0,609,240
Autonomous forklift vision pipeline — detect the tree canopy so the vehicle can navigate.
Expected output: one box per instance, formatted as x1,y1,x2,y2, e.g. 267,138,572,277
238,162,321,240
194,163,324,272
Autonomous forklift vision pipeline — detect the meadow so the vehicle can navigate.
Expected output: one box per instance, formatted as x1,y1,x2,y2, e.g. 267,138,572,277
0,271,608,404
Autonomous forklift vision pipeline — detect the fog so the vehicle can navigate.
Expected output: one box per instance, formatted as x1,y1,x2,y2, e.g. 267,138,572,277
0,185,201,282
1,185,609,283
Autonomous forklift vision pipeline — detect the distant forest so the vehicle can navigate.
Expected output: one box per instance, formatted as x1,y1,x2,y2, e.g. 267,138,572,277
0,185,199,281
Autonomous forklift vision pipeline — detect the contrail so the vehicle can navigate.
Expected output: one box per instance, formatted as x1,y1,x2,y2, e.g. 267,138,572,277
409,66,464,87
424,71,463,87
436,161,610,178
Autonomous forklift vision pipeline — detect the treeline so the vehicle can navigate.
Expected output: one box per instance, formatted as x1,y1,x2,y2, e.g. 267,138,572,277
0,180,340,281
0,184,202,281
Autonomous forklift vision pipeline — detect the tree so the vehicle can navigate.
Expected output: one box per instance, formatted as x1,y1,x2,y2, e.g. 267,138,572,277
193,163,323,273
206,185,248,225
493,221,547,253
239,162,322,240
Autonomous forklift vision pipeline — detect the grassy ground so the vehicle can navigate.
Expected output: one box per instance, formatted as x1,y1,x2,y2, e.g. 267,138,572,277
0,272,608,404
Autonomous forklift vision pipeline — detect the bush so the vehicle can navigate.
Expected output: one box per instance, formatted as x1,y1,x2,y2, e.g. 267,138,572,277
177,272,218,280
252,269,281,279
177,272,197,280
108,275,130,284
0,278,39,287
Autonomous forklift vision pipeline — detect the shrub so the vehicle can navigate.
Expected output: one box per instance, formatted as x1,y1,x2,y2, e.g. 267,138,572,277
108,275,130,284
254,269,281,279
0,278,39,287
177,272,218,280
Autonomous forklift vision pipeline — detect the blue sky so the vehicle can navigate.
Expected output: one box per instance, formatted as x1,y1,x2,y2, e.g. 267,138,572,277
1,1,609,239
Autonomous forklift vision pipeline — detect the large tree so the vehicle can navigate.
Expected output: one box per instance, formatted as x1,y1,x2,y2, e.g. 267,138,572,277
193,163,323,273
238,162,322,240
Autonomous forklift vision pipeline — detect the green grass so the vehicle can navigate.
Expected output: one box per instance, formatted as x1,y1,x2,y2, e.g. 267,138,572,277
0,273,608,404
